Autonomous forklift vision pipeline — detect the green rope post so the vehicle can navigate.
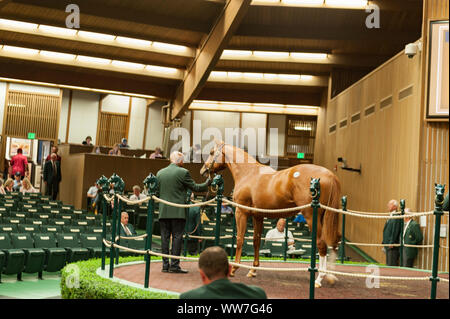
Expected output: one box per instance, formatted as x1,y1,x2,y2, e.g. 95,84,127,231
212,175,224,247
430,183,445,299
97,175,109,271
183,189,192,257
284,218,288,261
340,196,347,264
143,173,157,289
399,199,405,267
231,204,236,260
109,195,118,278
108,173,124,278
309,178,321,300
115,200,122,265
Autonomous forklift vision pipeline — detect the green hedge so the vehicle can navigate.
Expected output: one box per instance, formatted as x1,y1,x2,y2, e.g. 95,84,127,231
60,257,178,299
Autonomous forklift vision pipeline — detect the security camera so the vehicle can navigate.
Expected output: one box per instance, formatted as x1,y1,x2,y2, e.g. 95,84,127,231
405,42,422,59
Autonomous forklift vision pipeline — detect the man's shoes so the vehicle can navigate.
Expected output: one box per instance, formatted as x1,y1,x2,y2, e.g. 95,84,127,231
161,268,169,273
169,268,188,274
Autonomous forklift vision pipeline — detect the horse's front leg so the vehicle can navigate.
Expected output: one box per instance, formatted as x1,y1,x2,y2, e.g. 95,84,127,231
247,216,263,278
230,208,247,277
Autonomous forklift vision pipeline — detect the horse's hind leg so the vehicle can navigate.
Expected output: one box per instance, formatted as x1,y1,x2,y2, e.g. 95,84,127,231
247,216,263,278
230,208,247,277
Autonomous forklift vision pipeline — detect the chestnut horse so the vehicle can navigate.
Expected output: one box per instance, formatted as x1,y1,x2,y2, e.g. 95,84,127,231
200,141,341,287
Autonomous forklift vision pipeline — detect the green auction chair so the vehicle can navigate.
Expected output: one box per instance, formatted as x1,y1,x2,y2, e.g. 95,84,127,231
56,234,90,263
18,224,40,234
0,233,25,280
33,233,67,272
0,250,5,282
80,233,103,258
40,225,62,234
0,224,18,234
10,233,46,279
268,242,286,258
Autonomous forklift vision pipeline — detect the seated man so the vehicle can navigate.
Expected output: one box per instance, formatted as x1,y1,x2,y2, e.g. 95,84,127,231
120,212,137,237
265,218,295,251
180,246,267,299
87,182,99,210
129,185,148,201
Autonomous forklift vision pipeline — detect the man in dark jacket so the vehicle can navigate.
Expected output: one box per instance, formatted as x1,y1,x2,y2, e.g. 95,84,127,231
43,153,62,200
382,199,401,266
180,246,267,299
402,209,423,267
156,151,211,273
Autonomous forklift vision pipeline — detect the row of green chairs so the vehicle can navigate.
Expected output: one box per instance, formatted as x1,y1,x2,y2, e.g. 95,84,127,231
0,217,105,227
0,224,111,235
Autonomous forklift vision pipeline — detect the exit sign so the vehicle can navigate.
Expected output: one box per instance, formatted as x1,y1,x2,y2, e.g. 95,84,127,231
297,153,305,159
28,132,36,139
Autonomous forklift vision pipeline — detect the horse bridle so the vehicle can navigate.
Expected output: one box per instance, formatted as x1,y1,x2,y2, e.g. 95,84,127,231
205,142,226,178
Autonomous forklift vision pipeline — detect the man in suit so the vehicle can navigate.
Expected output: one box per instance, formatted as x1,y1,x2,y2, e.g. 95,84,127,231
402,209,423,268
382,199,402,266
180,246,267,299
120,212,137,237
43,153,62,200
156,151,211,274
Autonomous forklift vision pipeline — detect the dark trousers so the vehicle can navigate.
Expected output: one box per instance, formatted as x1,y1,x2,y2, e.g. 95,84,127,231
402,250,415,267
46,181,59,200
386,247,400,266
160,219,186,270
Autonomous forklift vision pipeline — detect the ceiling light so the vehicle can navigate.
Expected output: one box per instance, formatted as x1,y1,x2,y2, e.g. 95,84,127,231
221,50,253,58
2,45,39,55
111,60,145,70
227,72,244,78
263,73,278,80
290,52,328,59
210,71,228,77
38,25,78,37
0,19,38,31
300,75,314,80
76,55,111,65
325,0,368,8
253,51,290,59
278,74,301,81
286,104,318,109
294,125,312,131
152,42,188,53
78,30,116,42
282,0,324,5
40,50,75,60
251,0,281,4
116,36,152,47
243,72,264,79
145,65,178,74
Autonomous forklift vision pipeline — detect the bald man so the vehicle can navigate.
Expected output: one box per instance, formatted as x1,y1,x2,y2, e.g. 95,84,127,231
156,151,211,274
382,200,402,266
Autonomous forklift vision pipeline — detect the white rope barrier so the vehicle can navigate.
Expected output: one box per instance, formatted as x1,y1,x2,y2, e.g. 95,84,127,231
103,194,114,203
115,234,148,241
152,195,217,208
102,239,448,282
116,194,150,205
222,198,311,213
320,204,435,219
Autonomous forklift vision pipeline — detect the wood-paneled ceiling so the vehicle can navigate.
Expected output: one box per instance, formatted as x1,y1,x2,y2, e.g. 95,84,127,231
0,0,423,118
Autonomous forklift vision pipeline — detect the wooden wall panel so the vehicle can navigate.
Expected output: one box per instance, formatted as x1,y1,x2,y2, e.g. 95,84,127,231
97,112,128,147
3,90,60,140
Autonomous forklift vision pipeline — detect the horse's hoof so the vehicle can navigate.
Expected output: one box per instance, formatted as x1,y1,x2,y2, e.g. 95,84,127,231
246,271,256,278
326,274,338,285
315,282,322,288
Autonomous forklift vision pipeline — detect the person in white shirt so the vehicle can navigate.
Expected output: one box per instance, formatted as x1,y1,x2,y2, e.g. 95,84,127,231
19,177,38,194
129,185,148,201
265,218,295,251
87,183,99,209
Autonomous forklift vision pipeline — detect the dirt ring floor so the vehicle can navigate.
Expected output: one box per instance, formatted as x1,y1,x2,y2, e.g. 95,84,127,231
112,260,449,299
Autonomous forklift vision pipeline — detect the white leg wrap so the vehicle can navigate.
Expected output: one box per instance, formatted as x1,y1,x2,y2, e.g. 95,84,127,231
315,255,326,287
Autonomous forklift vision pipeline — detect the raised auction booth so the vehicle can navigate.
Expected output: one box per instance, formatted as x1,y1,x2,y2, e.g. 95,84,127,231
58,144,234,210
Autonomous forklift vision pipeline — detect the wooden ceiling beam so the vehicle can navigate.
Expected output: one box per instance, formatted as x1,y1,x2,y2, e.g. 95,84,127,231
171,0,252,120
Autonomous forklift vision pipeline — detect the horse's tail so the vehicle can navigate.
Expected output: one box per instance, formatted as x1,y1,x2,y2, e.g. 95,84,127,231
323,175,341,249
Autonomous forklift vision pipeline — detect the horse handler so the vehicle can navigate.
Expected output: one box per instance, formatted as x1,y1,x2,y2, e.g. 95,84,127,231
156,151,211,274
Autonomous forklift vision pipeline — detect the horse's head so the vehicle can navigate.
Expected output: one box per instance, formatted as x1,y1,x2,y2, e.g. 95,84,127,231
200,141,226,177
435,183,445,206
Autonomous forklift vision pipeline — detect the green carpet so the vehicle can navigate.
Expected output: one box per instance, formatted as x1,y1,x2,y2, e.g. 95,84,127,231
0,273,61,299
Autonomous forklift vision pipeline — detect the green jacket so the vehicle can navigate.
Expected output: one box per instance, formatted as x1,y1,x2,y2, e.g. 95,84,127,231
403,220,423,259
156,163,208,219
119,223,137,237
179,278,267,299
382,216,402,245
